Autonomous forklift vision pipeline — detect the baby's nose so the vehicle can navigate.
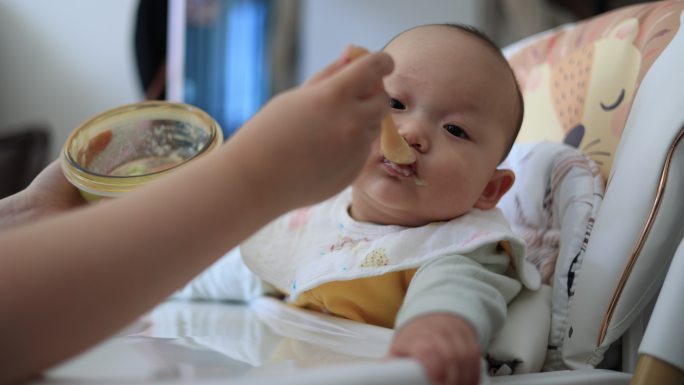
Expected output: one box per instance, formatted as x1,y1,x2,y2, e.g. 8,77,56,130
400,127,428,153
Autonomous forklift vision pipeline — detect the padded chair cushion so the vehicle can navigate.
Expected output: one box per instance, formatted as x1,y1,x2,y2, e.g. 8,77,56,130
486,285,552,375
503,1,684,370
505,1,684,182
499,141,604,370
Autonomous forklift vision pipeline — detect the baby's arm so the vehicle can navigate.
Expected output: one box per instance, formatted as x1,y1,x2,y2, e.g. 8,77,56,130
390,251,522,385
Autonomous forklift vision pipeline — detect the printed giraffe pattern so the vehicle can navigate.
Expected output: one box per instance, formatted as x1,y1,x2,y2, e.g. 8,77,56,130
508,2,683,182
504,144,603,284
359,248,390,268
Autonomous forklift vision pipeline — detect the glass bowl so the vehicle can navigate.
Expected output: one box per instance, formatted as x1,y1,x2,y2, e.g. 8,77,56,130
61,101,223,201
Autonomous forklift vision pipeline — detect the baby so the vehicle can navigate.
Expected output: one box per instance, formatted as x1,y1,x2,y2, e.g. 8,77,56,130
177,24,540,385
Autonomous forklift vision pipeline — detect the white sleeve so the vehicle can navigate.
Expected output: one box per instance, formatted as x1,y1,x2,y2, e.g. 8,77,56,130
172,247,274,302
395,245,523,348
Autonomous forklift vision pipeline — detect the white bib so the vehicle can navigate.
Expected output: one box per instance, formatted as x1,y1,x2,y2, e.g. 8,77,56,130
242,189,540,299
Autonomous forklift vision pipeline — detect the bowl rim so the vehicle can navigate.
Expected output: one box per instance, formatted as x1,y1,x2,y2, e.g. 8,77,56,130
61,101,223,196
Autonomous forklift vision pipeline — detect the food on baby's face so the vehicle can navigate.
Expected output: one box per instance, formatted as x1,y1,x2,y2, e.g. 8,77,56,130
383,158,427,186
346,45,416,166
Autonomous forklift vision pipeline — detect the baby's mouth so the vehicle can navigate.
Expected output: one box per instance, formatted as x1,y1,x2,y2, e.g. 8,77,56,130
382,158,427,186
383,158,414,177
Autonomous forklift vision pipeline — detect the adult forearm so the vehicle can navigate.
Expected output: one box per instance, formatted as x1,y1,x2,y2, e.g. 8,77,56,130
0,50,393,383
0,145,287,384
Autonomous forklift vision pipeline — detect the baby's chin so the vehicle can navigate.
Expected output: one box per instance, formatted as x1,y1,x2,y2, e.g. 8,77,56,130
349,191,440,227
350,186,473,227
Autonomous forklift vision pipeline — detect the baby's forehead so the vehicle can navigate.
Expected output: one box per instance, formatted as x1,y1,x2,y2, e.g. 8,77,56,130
389,25,488,51
387,24,522,135
388,26,509,75
389,27,513,90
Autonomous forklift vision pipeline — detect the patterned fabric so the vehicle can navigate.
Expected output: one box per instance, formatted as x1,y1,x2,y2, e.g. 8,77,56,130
499,141,604,370
506,1,684,181
241,188,540,300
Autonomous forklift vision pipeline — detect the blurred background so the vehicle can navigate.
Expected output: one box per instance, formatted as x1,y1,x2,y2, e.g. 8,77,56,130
0,0,650,198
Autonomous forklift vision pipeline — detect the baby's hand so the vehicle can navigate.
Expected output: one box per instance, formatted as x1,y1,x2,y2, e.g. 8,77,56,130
389,313,481,385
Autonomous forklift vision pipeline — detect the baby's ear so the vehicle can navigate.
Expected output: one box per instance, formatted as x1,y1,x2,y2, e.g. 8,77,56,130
474,169,515,210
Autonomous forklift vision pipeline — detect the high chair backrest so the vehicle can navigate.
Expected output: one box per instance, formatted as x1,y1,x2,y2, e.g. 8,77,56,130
503,0,684,371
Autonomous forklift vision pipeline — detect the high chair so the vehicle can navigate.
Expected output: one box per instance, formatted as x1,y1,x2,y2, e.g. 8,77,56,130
40,1,684,385
494,0,684,383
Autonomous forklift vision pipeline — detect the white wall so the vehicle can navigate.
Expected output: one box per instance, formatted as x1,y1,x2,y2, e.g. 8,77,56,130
0,0,142,159
0,0,484,159
298,0,483,81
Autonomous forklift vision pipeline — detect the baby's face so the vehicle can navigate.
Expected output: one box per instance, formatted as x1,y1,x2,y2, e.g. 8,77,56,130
351,26,519,226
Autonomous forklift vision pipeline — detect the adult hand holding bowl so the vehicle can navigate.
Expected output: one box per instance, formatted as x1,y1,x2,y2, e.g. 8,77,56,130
61,101,223,201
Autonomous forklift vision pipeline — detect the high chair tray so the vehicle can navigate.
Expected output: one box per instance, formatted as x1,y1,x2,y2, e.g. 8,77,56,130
35,298,631,385
36,298,429,385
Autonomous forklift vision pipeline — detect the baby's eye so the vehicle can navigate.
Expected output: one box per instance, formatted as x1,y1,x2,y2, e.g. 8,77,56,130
390,98,406,110
444,124,469,139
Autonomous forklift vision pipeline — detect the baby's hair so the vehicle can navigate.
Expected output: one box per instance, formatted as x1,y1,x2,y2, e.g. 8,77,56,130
386,23,524,163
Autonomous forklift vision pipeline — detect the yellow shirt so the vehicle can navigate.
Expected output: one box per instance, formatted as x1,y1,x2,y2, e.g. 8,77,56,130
290,269,417,328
